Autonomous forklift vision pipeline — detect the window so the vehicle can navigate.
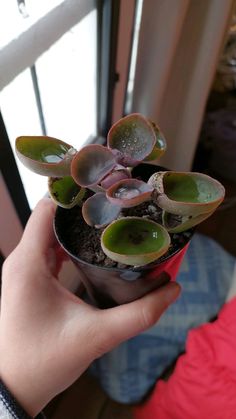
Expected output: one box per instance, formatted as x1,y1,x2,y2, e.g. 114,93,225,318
0,0,138,234
0,0,97,208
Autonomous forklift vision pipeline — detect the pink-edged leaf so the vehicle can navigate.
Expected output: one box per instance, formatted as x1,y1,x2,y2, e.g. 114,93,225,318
101,217,171,266
148,172,165,193
71,144,117,187
101,168,131,189
107,113,156,166
82,193,121,228
162,210,215,233
48,176,85,209
149,171,225,216
106,179,154,208
15,136,75,177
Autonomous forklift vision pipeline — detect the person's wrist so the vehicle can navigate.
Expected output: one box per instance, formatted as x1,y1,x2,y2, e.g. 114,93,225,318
0,368,48,417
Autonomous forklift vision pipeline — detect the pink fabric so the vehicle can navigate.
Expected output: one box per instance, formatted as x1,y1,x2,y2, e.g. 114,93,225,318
134,297,236,419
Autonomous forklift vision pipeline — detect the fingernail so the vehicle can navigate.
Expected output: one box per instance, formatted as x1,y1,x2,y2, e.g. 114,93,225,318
41,197,56,206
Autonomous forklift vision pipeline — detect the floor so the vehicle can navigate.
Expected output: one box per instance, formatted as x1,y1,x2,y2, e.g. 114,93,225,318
44,373,133,419
44,172,236,419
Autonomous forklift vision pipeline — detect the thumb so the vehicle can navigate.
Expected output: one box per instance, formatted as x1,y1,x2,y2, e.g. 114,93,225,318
20,198,56,255
96,282,181,354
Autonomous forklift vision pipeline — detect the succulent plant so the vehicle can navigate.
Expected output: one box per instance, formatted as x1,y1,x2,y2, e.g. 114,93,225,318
15,113,225,267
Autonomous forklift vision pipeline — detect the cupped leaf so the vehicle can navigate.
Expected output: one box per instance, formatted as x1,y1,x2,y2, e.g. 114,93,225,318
101,167,131,189
144,121,167,164
149,171,225,216
82,193,121,228
106,179,154,208
162,210,214,233
15,136,75,177
107,113,156,166
48,176,85,209
71,144,117,187
101,217,171,266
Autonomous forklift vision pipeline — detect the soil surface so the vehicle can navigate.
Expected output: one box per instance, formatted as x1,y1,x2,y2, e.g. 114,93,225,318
57,191,192,269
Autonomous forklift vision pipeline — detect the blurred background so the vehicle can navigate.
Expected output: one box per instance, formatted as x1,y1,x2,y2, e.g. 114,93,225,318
1,0,236,417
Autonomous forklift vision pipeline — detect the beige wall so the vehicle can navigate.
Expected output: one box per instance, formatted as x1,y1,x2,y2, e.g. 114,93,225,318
132,0,234,171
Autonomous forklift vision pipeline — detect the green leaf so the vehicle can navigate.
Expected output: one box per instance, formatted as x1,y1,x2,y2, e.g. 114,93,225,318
144,121,167,164
149,171,225,216
48,176,85,208
162,210,214,233
15,136,75,177
101,217,170,266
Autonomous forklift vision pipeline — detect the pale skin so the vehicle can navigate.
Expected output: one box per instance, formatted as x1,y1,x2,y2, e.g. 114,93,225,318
0,198,181,417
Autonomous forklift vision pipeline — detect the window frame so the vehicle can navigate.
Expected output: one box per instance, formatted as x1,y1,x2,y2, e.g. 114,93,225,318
96,0,120,138
0,111,31,227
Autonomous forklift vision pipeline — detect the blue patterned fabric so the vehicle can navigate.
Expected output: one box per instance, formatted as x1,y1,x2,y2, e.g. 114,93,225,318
90,233,236,403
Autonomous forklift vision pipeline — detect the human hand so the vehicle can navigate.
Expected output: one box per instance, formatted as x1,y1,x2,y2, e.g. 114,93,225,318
0,198,180,417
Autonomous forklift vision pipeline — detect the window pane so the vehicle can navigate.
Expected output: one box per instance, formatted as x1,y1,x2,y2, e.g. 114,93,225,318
0,0,64,49
0,69,47,209
36,9,97,148
125,0,143,114
0,10,97,208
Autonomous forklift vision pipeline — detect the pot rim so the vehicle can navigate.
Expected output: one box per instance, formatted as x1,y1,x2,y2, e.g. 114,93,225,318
53,207,194,274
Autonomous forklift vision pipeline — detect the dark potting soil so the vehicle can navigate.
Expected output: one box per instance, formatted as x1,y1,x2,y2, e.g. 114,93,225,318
58,194,192,269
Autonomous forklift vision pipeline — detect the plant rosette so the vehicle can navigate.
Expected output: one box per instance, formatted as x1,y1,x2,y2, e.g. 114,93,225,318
15,114,225,308
54,181,192,308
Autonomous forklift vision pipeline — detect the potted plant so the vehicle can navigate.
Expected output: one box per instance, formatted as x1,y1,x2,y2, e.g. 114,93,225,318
15,113,225,308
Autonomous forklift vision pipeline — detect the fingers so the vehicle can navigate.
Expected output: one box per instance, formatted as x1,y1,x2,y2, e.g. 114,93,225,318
96,282,181,355
20,198,56,254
